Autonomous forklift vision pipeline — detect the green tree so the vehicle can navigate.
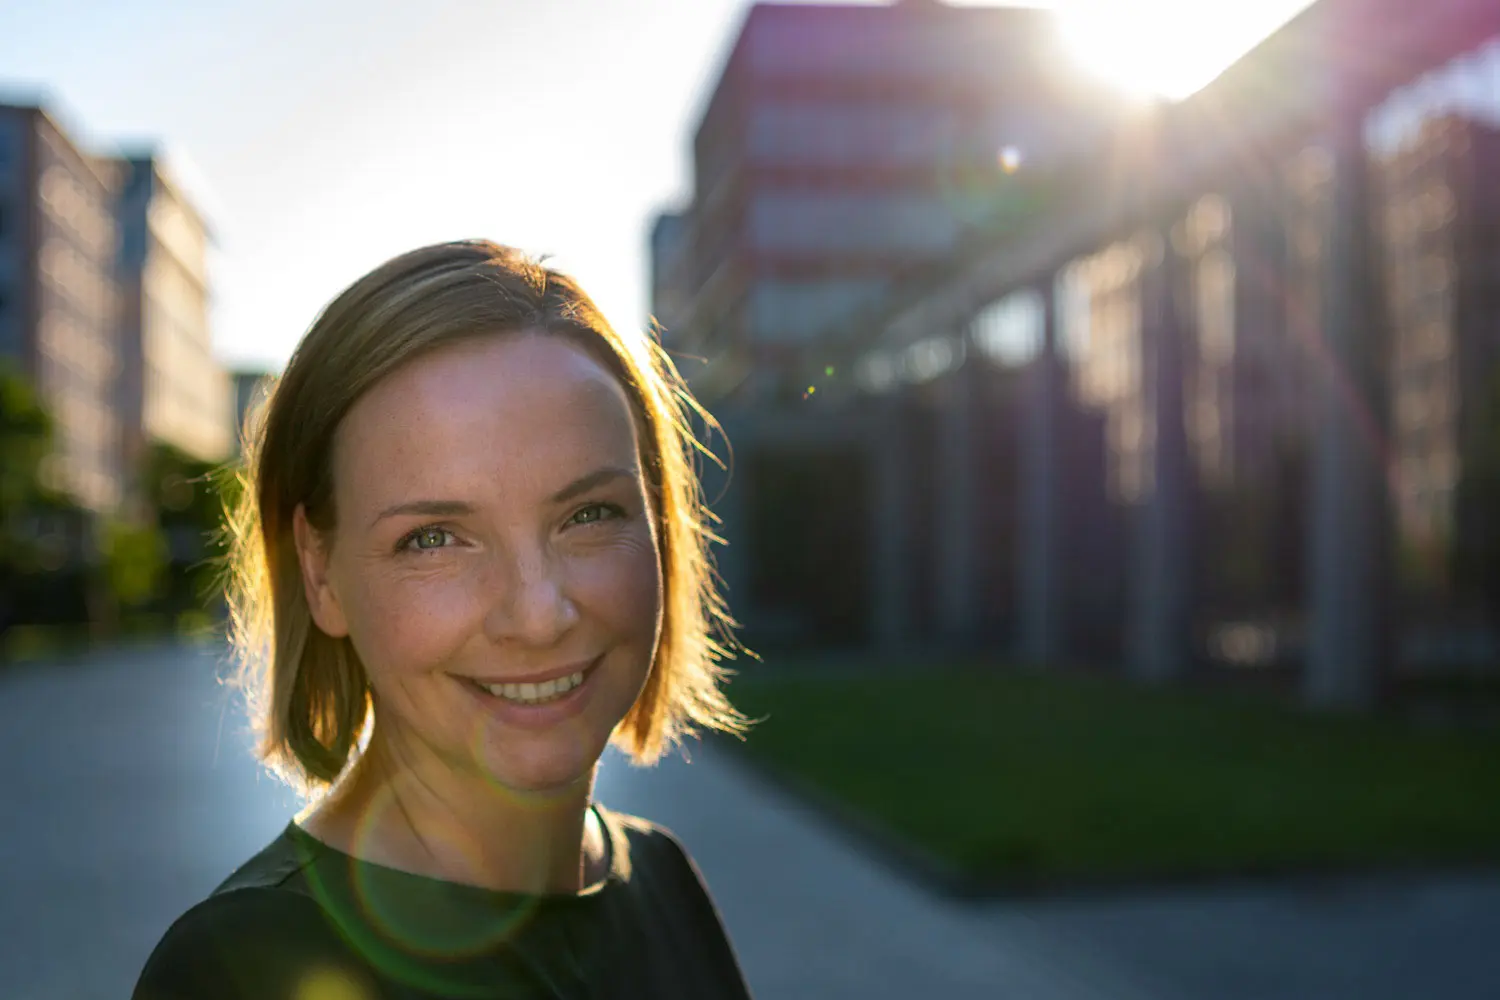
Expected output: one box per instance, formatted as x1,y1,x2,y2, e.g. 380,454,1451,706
0,365,55,535
0,365,131,635
0,365,63,630
101,518,167,612
145,441,232,623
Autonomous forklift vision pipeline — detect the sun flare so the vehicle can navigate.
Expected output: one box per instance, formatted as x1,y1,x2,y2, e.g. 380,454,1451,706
1054,0,1316,102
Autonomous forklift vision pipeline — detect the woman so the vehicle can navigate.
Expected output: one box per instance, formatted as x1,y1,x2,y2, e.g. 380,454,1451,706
133,241,754,999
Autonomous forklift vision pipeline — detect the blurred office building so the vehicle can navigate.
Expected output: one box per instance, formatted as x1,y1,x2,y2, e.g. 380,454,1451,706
649,0,1500,674
0,103,126,515
652,0,1130,405
0,106,233,522
648,1,1133,647
1376,114,1500,634
113,151,234,511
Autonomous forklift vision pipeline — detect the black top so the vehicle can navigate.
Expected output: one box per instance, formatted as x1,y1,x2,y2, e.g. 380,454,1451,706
132,806,753,999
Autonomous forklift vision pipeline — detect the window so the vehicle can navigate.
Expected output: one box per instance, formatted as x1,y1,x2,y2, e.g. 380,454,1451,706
747,191,958,255
746,103,957,170
748,279,887,343
744,15,1001,83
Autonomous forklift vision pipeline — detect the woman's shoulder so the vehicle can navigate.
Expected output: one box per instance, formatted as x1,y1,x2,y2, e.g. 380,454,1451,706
132,885,369,999
131,827,365,1000
209,821,318,894
596,806,727,919
148,883,325,951
595,807,753,997
598,806,698,878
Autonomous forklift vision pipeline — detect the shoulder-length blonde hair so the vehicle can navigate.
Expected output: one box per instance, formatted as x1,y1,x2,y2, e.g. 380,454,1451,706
224,240,746,795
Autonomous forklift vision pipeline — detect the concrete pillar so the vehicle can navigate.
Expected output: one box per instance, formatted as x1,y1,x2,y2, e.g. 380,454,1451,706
1226,185,1286,482
1304,113,1391,709
1129,231,1193,683
936,339,980,645
1018,282,1063,665
871,394,913,648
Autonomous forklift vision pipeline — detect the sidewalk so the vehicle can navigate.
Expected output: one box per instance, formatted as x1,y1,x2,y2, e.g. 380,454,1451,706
975,863,1500,1000
598,744,1159,1000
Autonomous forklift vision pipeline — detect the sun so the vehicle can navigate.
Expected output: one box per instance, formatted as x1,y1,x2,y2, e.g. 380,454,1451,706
1054,0,1316,102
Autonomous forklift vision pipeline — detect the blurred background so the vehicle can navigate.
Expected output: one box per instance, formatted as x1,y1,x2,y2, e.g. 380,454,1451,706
1,1,1498,998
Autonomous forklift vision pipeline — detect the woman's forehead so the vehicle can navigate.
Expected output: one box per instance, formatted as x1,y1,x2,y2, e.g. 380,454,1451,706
330,336,642,498
375,333,622,401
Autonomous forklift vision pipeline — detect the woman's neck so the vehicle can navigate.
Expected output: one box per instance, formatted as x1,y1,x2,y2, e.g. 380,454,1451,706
298,734,606,895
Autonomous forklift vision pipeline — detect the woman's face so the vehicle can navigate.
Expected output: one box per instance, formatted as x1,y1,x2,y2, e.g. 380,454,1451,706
294,333,663,795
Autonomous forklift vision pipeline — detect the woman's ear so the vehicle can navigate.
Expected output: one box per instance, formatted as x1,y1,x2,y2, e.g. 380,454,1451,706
293,504,350,638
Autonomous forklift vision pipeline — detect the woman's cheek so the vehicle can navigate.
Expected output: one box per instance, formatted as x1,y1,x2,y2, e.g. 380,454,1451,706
577,538,663,634
356,571,482,667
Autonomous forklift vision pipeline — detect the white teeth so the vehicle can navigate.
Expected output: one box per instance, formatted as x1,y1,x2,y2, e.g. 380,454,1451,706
481,669,588,705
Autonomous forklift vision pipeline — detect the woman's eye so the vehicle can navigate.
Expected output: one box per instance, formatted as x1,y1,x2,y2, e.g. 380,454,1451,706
404,527,454,551
569,503,621,527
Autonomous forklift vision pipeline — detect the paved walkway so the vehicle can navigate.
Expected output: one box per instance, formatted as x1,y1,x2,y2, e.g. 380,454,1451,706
1,642,1495,999
598,744,1154,1000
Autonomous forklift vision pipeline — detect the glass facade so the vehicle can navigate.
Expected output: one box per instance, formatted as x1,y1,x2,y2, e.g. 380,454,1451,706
748,278,887,343
743,12,1035,85
36,127,121,513
140,173,232,463
678,3,1098,381
1364,33,1500,599
746,103,960,170
746,190,958,255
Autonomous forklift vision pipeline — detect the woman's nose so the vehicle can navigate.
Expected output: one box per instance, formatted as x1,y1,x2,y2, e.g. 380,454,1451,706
482,549,581,647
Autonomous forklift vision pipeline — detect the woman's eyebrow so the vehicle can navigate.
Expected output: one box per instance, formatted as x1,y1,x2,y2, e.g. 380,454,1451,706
549,466,637,505
370,499,475,528
368,467,636,527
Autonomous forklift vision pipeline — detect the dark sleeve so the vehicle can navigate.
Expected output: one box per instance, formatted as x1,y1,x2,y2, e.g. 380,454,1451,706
131,889,380,1000
647,829,755,1000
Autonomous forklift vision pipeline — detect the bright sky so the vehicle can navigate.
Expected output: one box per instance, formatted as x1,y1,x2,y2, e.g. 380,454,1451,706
0,0,1312,373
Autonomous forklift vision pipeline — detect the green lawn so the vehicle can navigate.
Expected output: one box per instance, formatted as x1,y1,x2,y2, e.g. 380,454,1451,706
725,665,1500,885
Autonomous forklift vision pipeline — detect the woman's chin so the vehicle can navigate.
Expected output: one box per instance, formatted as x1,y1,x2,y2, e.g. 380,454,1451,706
473,740,604,798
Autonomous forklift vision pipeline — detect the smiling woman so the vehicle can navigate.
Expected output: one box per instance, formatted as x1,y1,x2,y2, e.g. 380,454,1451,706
131,241,754,1000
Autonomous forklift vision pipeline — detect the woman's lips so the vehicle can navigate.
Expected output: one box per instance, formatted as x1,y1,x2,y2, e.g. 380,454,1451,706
458,655,603,728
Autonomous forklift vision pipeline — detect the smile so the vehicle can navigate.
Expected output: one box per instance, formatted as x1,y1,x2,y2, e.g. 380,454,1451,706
477,670,587,705
461,655,603,713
